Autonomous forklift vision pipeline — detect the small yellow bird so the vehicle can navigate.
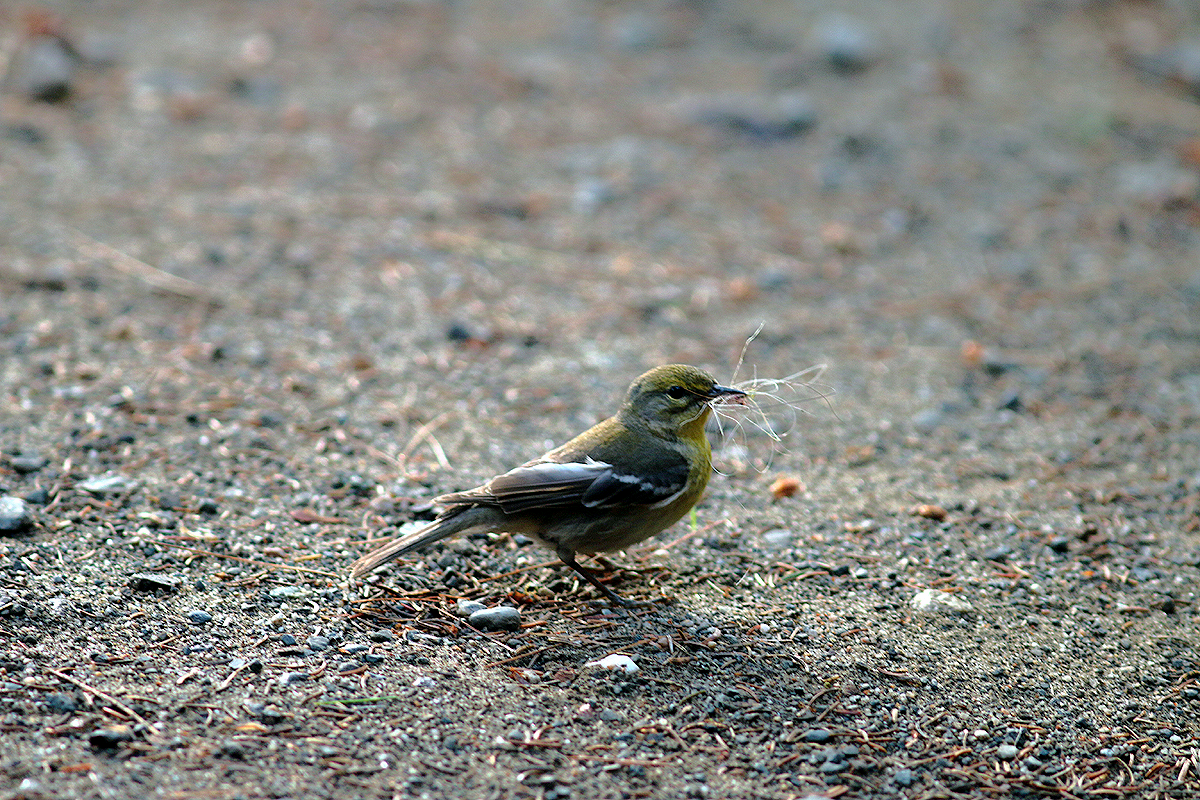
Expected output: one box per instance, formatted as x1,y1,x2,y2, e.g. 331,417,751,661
350,364,747,603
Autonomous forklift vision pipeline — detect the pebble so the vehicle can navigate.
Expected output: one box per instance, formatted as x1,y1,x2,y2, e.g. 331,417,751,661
305,635,331,651
1116,161,1199,205
281,671,307,686
910,589,973,614
79,474,140,496
279,634,297,646
911,406,946,433
16,36,76,103
696,92,817,143
186,610,213,625
269,586,309,599
586,654,640,674
984,545,1012,563
997,744,1019,760
0,496,33,534
455,599,486,618
89,726,134,750
44,693,79,713
894,768,914,786
467,606,522,632
7,454,47,474
368,630,395,643
804,728,833,743
761,528,794,549
814,15,877,73
129,574,180,593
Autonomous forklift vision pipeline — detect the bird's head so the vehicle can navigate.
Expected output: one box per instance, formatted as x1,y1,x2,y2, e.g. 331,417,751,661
620,364,747,438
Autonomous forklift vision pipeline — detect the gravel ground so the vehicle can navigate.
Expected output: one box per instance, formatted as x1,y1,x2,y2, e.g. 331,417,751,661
2,1,1200,798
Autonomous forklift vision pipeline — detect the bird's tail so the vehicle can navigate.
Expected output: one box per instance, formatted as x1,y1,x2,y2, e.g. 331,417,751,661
349,508,481,578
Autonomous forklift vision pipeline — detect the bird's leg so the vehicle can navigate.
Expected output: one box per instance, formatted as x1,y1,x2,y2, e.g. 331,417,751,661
556,546,630,606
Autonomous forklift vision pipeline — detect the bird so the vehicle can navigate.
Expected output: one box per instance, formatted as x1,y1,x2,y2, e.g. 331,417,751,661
349,364,747,604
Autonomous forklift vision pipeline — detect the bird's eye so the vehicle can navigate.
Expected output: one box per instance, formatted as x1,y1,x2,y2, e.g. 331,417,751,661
666,385,689,400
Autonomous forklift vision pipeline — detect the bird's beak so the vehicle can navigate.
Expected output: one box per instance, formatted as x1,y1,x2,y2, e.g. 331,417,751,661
707,384,748,406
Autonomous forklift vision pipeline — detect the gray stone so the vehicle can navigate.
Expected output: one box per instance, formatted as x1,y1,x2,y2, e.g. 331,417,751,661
130,574,180,593
79,474,139,496
0,496,33,534
468,606,522,632
455,599,486,617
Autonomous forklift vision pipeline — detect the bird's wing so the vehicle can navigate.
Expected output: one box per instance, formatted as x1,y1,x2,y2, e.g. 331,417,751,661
578,457,690,509
438,453,690,515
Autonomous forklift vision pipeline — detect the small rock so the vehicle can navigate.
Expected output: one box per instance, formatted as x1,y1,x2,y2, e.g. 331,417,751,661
911,405,951,433
216,742,246,759
1047,537,1071,554
761,528,794,549
16,37,76,103
467,606,522,632
820,760,848,773
984,545,1012,563
997,744,1019,760
0,496,33,534
1116,161,1199,205
572,178,616,214
281,671,307,686
186,610,213,625
279,634,297,646
412,675,436,688
129,574,180,593
7,454,48,474
268,585,308,599
368,629,394,643
696,92,817,143
305,635,331,651
585,654,640,674
813,15,877,73
89,726,134,750
79,474,139,496
911,504,948,521
804,728,833,743
910,589,972,614
455,599,486,618
770,476,803,499
44,693,79,713
894,768,914,786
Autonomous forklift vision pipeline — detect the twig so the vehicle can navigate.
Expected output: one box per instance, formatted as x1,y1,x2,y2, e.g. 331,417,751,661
642,520,724,555
149,539,339,578
66,227,228,304
397,411,454,474
46,668,148,726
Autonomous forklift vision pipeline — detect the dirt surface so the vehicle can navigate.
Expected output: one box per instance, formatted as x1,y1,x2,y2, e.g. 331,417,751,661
3,1,1200,798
